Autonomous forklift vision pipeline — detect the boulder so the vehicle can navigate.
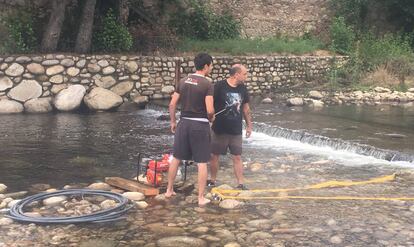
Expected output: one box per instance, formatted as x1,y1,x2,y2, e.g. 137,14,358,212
95,76,116,88
5,63,24,77
46,65,65,76
24,98,53,113
125,61,138,73
0,100,24,114
287,97,304,106
0,77,13,91
26,63,45,75
309,90,323,99
7,80,42,102
53,85,86,111
84,87,123,111
157,236,207,247
111,81,133,96
261,97,272,104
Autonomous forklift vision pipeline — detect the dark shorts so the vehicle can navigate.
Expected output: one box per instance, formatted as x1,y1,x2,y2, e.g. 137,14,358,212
173,118,211,163
211,131,242,156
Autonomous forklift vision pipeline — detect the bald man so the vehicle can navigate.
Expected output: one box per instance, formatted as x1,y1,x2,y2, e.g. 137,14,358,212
208,64,252,190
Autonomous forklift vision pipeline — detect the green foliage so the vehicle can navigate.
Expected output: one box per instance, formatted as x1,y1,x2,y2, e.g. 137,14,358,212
178,36,323,55
330,0,369,30
1,9,38,53
330,17,355,55
93,9,133,52
169,0,240,40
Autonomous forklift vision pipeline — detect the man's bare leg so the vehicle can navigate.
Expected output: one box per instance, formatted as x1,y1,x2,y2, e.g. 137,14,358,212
165,157,180,197
198,162,210,205
209,154,220,183
232,155,244,185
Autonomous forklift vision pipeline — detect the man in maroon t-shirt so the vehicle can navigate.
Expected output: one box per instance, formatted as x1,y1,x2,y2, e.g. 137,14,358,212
166,53,215,206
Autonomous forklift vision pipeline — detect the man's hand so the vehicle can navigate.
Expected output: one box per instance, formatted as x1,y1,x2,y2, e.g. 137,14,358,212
245,126,252,138
171,122,177,133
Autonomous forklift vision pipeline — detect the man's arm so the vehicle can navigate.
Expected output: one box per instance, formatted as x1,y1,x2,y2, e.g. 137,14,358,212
242,103,252,138
169,92,180,133
205,95,215,122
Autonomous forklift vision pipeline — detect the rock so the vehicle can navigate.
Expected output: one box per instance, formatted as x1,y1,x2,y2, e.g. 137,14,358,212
24,98,53,113
88,182,112,191
246,231,272,243
46,65,65,76
224,243,241,247
122,192,145,201
100,200,117,210
250,162,263,172
384,133,406,139
102,66,115,75
246,219,273,230
7,199,19,208
50,75,64,84
27,63,45,75
374,87,391,93
309,90,323,99
161,86,175,94
133,95,149,106
0,77,13,91
95,76,116,88
61,59,75,67
192,226,209,234
111,81,133,96
97,60,109,67
51,84,68,95
87,63,101,73
330,235,342,244
157,115,170,121
287,97,304,106
214,229,236,241
42,60,59,66
23,212,42,218
135,201,148,209
0,100,24,113
125,61,138,73
54,85,86,111
157,236,207,247
84,87,123,111
154,194,166,201
0,184,6,194
261,97,272,104
5,63,24,77
0,217,13,226
7,80,42,102
30,183,51,192
310,100,324,108
407,88,414,93
67,67,80,77
15,56,31,63
43,196,67,206
79,239,117,247
219,199,244,209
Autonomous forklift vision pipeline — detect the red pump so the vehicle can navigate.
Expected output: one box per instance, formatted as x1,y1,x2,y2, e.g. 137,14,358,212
146,154,171,186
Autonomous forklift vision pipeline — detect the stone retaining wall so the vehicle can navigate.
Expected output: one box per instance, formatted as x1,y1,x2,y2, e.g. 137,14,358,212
0,54,345,113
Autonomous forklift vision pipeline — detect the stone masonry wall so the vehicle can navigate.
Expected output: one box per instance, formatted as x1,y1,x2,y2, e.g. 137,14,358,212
0,54,345,113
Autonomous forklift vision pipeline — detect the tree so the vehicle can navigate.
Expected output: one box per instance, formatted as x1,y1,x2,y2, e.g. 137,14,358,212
74,0,97,53
40,0,71,52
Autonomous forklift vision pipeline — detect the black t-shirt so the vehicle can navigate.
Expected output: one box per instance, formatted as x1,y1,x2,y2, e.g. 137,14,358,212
212,79,250,135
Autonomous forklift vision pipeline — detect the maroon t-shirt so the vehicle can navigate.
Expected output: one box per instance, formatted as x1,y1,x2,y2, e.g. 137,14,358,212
176,74,213,119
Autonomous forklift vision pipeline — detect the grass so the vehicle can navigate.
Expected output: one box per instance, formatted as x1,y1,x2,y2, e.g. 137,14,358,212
177,37,325,56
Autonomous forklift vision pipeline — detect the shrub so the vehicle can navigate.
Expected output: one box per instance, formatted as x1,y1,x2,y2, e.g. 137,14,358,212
330,17,355,55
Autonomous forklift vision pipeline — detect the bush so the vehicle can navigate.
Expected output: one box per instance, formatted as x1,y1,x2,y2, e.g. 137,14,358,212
93,9,133,52
169,0,240,40
0,9,38,53
330,17,355,55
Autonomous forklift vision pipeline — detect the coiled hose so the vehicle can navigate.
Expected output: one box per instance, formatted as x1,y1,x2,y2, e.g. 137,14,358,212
6,189,134,224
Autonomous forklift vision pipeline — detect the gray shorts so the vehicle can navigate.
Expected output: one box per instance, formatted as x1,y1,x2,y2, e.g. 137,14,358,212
173,118,211,163
211,131,242,156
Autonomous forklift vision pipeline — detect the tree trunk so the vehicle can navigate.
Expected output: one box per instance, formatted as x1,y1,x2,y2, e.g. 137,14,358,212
40,0,70,53
74,0,97,53
118,0,129,25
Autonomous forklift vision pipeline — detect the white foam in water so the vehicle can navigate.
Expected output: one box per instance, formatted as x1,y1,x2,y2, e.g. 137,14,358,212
245,131,414,168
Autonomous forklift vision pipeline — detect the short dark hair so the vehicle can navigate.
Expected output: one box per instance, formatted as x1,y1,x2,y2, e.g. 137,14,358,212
194,53,213,71
229,65,242,76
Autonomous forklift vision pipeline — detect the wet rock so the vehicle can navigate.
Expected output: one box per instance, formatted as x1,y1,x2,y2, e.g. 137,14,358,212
327,219,337,227
374,87,391,93
43,196,67,206
135,201,148,209
146,223,186,236
309,90,323,99
133,95,149,106
79,239,117,247
157,236,207,247
111,81,134,96
250,162,263,172
219,199,244,209
154,194,166,201
88,182,112,191
224,242,241,247
214,229,236,241
192,226,209,234
157,115,170,121
246,231,272,243
84,87,123,111
7,80,42,102
0,217,13,226
100,200,117,210
0,77,13,91
24,98,53,113
310,100,324,108
0,184,7,194
246,219,273,230
30,183,51,192
384,133,406,139
287,97,304,106
5,63,24,77
54,85,86,111
7,199,21,208
122,192,145,201
261,97,272,104
0,100,23,113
